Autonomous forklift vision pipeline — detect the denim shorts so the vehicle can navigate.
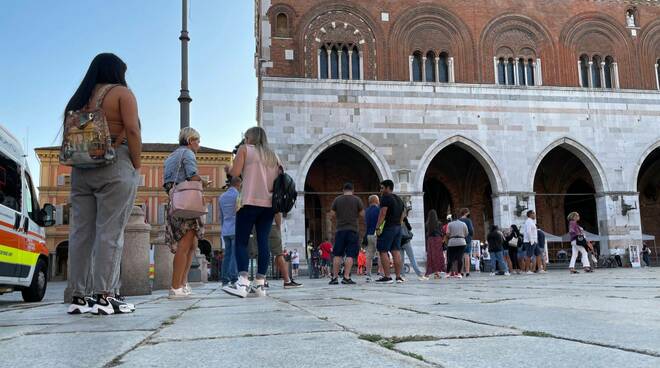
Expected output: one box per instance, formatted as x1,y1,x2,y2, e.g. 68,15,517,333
377,225,402,253
464,242,473,254
333,230,359,258
525,243,540,257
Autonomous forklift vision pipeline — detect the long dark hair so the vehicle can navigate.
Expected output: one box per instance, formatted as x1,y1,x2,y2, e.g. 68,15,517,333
426,209,440,235
64,53,127,120
510,224,521,237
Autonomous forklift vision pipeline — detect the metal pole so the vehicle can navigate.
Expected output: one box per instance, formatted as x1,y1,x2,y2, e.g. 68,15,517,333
178,0,192,129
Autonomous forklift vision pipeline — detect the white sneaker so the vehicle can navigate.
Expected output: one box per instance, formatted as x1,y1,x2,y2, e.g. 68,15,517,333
248,280,267,298
490,272,496,276
455,274,463,279
223,279,249,298
539,270,547,274
504,272,511,276
418,276,429,281
526,271,534,275
183,283,192,295
169,288,188,299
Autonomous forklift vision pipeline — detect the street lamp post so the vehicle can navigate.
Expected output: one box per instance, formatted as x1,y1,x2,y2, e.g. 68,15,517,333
178,0,192,129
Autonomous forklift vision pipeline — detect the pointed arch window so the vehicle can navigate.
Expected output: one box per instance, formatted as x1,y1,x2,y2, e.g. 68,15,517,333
603,56,613,89
526,59,535,86
341,46,350,80
330,47,339,79
579,55,590,88
497,58,506,85
591,55,602,88
506,58,515,85
319,46,329,79
438,52,449,83
578,54,617,89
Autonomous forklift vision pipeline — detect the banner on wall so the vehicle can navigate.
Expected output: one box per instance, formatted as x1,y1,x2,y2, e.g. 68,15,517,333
629,244,641,268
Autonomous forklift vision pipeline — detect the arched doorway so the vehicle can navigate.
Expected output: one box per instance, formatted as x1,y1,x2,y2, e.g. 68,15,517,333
534,146,599,261
638,147,660,265
55,241,68,280
423,144,495,241
304,142,381,247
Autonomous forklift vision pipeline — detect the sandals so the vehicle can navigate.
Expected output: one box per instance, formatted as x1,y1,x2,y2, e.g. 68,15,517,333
569,268,579,274
584,267,594,273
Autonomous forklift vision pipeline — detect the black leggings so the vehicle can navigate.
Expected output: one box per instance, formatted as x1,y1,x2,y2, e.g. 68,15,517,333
509,247,519,270
447,245,466,273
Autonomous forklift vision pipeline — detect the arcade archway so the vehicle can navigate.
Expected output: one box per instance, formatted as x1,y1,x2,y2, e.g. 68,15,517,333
304,142,381,246
55,241,68,280
638,146,660,264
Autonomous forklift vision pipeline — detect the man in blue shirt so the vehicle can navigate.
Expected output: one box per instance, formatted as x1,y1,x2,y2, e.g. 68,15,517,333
219,176,241,286
364,195,380,282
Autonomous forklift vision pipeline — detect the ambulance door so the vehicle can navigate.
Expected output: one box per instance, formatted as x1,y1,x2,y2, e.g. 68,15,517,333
20,170,43,282
0,151,25,283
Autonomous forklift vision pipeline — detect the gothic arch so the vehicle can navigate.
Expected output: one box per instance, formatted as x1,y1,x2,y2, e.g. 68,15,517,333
388,5,476,82
559,12,633,87
296,131,393,190
632,140,660,190
529,137,608,193
415,135,505,194
639,19,660,90
479,13,557,83
298,1,382,80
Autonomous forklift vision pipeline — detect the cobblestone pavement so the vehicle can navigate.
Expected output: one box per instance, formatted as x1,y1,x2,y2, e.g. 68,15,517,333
1,268,659,368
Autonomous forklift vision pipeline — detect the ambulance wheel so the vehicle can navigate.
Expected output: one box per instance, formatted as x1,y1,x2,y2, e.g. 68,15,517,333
22,260,47,302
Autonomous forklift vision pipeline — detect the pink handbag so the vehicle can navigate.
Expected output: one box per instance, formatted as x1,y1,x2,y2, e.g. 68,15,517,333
168,149,207,219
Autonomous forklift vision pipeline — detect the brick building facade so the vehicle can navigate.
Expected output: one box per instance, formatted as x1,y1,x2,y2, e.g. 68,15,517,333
35,144,231,280
255,0,660,263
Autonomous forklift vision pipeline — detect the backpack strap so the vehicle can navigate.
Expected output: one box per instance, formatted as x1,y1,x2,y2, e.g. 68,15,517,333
94,84,119,109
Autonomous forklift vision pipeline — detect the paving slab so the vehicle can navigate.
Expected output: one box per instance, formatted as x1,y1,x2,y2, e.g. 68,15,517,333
117,331,433,368
152,307,342,342
395,336,660,368
0,331,151,368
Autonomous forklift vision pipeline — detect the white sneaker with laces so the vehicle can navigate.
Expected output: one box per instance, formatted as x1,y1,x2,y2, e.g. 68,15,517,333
418,275,429,281
169,288,188,299
223,278,250,298
504,272,511,276
67,296,94,315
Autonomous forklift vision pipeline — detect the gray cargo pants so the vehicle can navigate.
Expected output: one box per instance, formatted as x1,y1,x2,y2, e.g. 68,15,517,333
68,145,138,297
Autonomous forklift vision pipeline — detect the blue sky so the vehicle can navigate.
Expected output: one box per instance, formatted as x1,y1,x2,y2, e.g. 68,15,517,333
0,0,256,185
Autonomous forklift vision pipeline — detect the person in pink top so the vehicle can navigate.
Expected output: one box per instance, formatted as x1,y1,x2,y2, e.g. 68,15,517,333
222,127,281,298
567,211,593,274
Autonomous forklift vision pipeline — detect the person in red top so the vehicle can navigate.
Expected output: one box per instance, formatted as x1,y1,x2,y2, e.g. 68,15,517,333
319,239,333,278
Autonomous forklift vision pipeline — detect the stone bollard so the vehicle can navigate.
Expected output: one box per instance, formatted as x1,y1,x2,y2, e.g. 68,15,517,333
119,206,152,296
153,234,174,291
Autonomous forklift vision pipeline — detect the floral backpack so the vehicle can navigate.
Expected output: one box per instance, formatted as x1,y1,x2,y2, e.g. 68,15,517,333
60,84,122,168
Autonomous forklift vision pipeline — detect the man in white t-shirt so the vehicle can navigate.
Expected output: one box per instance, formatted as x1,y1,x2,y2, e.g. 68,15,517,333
523,210,538,274
291,249,300,277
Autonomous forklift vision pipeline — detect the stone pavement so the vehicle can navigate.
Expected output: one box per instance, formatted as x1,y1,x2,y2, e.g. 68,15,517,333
1,268,659,368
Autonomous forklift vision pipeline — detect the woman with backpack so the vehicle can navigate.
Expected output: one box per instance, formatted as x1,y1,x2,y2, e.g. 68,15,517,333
425,210,446,279
65,53,141,316
163,127,208,298
506,224,522,274
567,212,593,274
223,126,281,298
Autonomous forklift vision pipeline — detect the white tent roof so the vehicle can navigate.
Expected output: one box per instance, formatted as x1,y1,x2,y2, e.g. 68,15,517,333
561,231,601,242
642,234,656,241
542,230,563,243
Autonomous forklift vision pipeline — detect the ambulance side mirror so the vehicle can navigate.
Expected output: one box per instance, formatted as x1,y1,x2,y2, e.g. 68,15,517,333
39,204,56,227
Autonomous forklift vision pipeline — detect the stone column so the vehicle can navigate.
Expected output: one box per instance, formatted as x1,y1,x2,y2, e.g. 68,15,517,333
282,193,306,252
492,193,536,230
588,61,594,88
119,206,152,296
493,57,499,84
448,57,455,83
359,51,364,80
317,48,322,79
434,57,440,83
600,62,607,88
504,59,510,85
655,62,659,90
523,59,529,86
536,58,543,86
577,59,583,87
326,48,332,79
514,59,520,86
337,49,343,79
596,193,643,256
613,62,620,89
152,232,174,291
348,50,353,80
408,55,414,81
421,56,427,82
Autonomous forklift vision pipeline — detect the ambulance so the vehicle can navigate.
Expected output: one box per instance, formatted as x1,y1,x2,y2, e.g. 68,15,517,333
0,125,54,302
